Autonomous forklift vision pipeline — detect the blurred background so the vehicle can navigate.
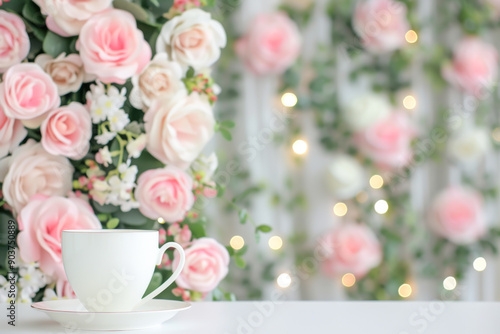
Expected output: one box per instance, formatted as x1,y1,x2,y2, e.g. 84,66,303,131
207,0,500,301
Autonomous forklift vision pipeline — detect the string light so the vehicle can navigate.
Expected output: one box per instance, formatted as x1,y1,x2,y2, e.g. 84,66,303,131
473,257,487,272
281,92,298,107
157,217,165,224
333,202,348,217
369,175,384,189
356,191,368,203
277,273,292,288
403,95,417,110
342,273,356,287
492,127,500,142
374,200,389,214
443,276,457,291
292,140,308,155
230,235,245,250
398,284,412,298
268,236,283,250
405,30,418,43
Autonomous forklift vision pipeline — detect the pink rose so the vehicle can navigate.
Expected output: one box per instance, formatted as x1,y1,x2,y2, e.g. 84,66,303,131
35,53,95,96
77,9,151,84
353,0,410,53
172,237,229,293
0,104,27,159
135,166,195,222
17,195,101,282
144,92,215,169
0,63,60,129
0,140,73,214
33,0,112,37
235,12,301,75
319,223,382,278
156,9,226,72
442,37,498,97
354,112,416,169
429,187,486,244
41,102,92,160
168,223,192,247
0,10,30,73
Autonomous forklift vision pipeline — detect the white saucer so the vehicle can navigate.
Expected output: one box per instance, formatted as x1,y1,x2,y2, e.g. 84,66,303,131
31,299,191,331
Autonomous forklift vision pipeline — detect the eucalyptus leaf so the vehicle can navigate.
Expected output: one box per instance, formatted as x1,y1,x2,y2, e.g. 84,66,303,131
106,218,120,229
113,0,150,22
256,225,272,233
43,32,72,58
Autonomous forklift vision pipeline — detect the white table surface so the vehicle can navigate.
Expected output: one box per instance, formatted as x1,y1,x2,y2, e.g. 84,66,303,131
1,301,499,333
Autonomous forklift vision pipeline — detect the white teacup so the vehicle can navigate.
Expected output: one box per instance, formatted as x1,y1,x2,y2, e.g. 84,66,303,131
61,229,185,312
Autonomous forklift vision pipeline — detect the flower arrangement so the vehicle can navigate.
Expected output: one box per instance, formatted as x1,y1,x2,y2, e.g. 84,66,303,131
0,0,233,303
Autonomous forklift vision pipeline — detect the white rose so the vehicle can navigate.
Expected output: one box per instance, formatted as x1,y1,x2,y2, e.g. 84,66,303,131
448,127,491,164
35,53,94,96
0,140,73,214
191,152,218,181
343,94,391,131
156,9,226,72
326,155,366,199
129,53,185,110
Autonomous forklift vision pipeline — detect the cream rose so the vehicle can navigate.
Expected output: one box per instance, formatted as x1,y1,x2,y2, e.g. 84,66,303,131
0,105,27,159
0,63,60,129
172,237,229,293
156,9,226,72
40,102,92,160
326,155,366,200
33,0,112,37
343,93,391,131
35,53,94,96
144,92,215,169
130,53,186,110
0,10,30,73
0,140,73,214
135,166,195,222
448,127,491,165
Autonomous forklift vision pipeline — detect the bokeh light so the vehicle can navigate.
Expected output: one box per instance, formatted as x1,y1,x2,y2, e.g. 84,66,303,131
403,95,417,110
230,235,245,250
342,273,356,287
369,175,384,189
269,236,283,250
473,257,487,272
277,273,292,288
292,140,308,155
374,200,389,214
333,202,348,217
443,276,457,291
281,92,298,107
398,284,412,298
157,217,165,224
356,191,368,203
405,30,418,43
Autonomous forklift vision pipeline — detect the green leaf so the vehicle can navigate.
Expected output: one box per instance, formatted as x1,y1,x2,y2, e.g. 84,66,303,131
43,31,72,58
219,128,232,141
143,272,163,296
256,225,272,233
113,0,150,22
234,256,246,269
22,1,44,25
92,201,119,214
189,222,206,239
225,246,235,256
220,120,235,128
135,150,164,175
106,218,120,229
97,214,109,222
113,209,149,226
185,67,195,78
238,209,248,224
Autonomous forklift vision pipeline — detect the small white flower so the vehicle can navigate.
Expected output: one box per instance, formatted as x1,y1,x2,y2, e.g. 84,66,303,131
97,146,113,167
126,134,147,159
18,286,36,303
108,109,130,132
95,131,116,145
18,265,46,290
191,152,218,181
43,288,58,301
93,180,111,192
122,165,138,186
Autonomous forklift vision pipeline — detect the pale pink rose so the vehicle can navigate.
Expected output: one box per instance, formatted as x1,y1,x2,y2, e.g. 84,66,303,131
429,187,486,244
35,53,95,96
354,112,416,169
135,166,195,222
156,9,226,72
40,102,92,160
130,53,186,110
235,12,301,75
33,0,112,37
172,237,229,293
77,9,152,84
353,0,410,53
56,278,76,299
0,10,29,73
17,195,101,282
442,38,498,97
0,104,27,159
0,140,73,214
144,92,215,169
319,223,382,278
0,63,60,129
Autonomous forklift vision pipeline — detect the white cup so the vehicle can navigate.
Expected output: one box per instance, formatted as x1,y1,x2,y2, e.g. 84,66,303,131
61,229,185,312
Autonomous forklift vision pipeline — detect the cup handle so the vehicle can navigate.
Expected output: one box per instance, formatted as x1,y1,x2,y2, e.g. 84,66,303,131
135,242,185,308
